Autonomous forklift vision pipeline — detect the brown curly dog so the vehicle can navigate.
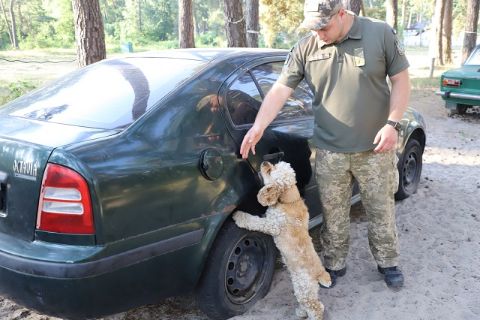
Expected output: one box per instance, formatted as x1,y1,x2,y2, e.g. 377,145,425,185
233,161,331,320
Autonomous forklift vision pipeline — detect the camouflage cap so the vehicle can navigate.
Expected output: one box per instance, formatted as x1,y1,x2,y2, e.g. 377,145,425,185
300,0,343,30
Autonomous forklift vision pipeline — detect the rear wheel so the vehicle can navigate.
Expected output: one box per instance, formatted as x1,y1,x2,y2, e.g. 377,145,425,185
456,104,468,115
196,219,276,320
395,138,423,200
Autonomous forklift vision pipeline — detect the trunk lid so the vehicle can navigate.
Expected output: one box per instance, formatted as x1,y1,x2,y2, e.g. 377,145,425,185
0,115,116,241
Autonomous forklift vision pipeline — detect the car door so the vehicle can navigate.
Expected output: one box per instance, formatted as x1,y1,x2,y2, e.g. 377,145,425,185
221,58,322,219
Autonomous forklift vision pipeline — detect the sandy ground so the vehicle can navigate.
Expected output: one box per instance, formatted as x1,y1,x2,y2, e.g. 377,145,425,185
0,50,479,320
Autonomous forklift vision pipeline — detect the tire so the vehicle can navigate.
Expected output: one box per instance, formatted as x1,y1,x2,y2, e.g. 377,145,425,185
456,104,468,115
196,218,276,320
395,138,423,200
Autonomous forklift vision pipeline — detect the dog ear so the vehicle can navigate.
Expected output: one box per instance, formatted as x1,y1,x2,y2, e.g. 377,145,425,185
257,184,281,206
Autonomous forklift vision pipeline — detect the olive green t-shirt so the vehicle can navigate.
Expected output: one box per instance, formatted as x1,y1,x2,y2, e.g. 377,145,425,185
278,15,409,152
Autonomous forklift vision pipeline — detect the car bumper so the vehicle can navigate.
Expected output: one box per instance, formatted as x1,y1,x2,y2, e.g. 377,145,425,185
0,229,204,319
436,90,480,102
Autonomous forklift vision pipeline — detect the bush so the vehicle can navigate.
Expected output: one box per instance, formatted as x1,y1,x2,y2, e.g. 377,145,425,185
136,40,179,51
0,81,38,106
364,7,386,21
0,32,10,50
197,31,218,46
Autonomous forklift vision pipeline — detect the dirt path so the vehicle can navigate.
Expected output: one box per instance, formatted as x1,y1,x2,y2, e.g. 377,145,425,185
0,52,479,320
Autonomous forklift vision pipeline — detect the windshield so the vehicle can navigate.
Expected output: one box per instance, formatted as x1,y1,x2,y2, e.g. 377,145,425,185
465,47,480,65
2,57,205,129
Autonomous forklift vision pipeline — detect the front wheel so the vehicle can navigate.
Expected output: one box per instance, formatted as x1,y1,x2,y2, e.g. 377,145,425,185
196,219,276,320
395,138,423,200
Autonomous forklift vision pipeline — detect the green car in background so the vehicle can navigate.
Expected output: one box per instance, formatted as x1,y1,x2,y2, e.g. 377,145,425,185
0,49,426,320
436,44,480,115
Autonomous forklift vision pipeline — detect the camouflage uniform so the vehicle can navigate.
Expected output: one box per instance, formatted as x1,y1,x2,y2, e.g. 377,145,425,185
315,149,400,269
277,0,409,271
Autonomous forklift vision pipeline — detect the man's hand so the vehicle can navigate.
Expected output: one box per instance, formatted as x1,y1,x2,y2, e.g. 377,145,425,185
376,69,409,153
373,124,398,153
238,82,294,159
240,125,264,159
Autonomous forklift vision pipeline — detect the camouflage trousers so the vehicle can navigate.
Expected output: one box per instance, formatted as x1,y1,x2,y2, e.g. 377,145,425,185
315,148,400,270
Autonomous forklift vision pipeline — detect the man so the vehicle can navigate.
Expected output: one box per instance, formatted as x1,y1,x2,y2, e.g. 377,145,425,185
240,0,410,289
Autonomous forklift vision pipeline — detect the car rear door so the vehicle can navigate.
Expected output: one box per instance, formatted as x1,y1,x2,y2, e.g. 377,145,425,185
221,58,322,219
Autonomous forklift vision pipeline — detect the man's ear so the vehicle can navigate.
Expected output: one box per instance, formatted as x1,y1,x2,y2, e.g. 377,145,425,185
257,184,281,207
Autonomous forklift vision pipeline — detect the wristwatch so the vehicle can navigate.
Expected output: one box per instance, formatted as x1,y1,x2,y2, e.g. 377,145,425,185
386,120,401,131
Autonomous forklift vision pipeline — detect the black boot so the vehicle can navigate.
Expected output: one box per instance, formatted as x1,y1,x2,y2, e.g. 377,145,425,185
378,266,404,288
320,267,346,289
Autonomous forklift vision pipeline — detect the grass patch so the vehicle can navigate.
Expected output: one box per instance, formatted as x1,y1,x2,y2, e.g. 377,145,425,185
0,48,76,60
0,80,39,106
411,76,440,90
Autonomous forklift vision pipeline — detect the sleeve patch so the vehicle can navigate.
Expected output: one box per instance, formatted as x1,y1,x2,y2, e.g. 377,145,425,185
284,53,292,66
395,37,405,56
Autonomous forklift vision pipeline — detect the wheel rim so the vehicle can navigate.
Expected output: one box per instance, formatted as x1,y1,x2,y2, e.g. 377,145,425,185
224,234,269,305
402,149,419,191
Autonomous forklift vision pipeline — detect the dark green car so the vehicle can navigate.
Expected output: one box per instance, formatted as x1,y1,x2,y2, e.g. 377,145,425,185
0,49,426,320
436,44,480,114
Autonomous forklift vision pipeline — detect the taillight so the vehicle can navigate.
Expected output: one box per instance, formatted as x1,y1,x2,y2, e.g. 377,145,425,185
442,78,461,87
36,164,94,234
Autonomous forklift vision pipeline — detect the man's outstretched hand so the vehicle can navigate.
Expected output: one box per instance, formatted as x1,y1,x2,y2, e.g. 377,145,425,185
240,125,264,159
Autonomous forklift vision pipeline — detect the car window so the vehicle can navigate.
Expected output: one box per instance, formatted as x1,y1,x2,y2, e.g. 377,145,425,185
3,58,206,130
465,47,480,65
251,62,313,121
225,61,313,126
252,62,313,120
226,73,262,126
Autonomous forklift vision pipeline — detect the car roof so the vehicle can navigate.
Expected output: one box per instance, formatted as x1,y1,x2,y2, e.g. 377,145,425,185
119,48,289,67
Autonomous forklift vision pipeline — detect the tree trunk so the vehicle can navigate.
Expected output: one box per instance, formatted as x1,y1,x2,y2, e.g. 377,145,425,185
385,0,398,31
178,0,195,48
400,0,407,28
0,0,13,46
442,0,452,64
430,0,445,65
348,0,363,15
245,0,259,47
436,0,445,65
72,0,106,67
462,0,480,63
138,0,142,33
16,0,23,39
8,0,17,48
223,0,247,47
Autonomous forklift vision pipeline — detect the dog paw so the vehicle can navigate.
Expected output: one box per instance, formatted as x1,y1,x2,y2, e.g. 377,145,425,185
295,307,308,318
232,211,246,226
318,272,332,288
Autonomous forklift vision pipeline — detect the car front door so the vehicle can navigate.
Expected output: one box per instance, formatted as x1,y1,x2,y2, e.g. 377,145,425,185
221,58,322,220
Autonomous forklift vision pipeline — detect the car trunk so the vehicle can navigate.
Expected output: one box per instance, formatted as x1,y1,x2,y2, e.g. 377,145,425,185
447,66,480,92
0,115,117,241
460,66,480,87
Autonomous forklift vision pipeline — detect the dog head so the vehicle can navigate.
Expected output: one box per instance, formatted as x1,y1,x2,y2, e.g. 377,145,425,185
257,161,297,206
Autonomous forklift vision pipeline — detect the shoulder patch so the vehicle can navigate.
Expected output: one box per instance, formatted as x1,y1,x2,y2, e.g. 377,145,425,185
395,36,405,56
283,46,294,66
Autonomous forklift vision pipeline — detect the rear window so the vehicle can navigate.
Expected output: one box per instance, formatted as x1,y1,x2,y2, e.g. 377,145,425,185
2,57,205,129
465,47,480,65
